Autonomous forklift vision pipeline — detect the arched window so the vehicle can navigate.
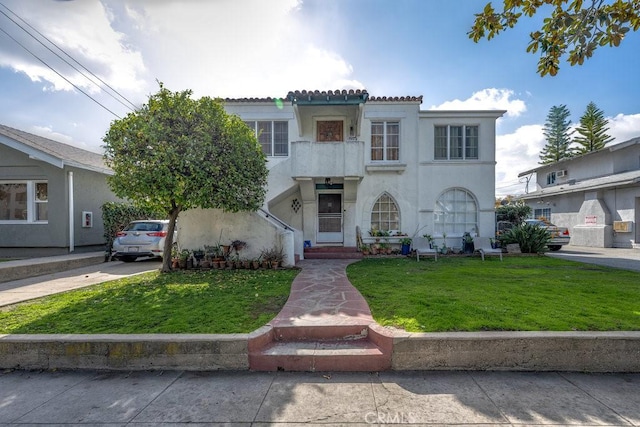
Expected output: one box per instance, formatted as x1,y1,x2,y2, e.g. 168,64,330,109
434,188,477,235
370,193,400,232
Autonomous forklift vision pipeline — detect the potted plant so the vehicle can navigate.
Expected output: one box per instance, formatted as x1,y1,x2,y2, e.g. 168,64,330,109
422,234,435,249
462,232,475,254
178,249,191,269
400,237,412,255
379,241,390,255
360,243,370,256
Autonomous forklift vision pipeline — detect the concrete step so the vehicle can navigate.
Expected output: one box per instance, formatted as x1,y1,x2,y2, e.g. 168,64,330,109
303,246,363,260
249,338,390,372
272,324,370,341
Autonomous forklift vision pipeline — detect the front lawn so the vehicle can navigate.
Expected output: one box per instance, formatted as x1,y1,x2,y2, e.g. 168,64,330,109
0,269,298,334
1,256,638,334
347,256,640,332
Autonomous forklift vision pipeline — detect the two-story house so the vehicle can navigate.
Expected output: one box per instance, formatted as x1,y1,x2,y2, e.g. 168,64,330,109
178,90,505,263
517,137,640,248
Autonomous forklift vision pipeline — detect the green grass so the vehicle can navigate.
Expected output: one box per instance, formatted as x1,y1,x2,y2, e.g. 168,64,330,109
0,269,298,334
2,256,639,334
346,256,640,332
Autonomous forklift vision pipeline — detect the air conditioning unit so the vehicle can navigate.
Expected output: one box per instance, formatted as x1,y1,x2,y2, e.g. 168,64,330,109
557,170,568,178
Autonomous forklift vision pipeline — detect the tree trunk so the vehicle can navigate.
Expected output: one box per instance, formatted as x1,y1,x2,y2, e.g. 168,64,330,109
161,205,182,273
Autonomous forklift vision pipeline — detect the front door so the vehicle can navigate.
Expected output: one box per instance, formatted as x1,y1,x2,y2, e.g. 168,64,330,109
317,193,343,243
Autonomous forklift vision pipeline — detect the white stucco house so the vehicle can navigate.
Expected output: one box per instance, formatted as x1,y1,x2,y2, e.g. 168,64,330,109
517,137,640,248
178,90,505,264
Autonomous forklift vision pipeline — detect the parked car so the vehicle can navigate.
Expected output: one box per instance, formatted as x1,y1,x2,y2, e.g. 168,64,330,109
112,220,173,262
524,219,570,251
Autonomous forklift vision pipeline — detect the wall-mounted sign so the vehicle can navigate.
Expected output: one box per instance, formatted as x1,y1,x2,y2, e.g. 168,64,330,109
585,215,597,225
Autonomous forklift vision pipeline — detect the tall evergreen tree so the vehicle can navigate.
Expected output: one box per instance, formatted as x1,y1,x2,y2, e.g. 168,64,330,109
573,102,614,154
539,104,573,164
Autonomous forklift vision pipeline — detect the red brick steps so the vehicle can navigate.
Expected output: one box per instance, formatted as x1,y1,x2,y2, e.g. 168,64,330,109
303,246,363,260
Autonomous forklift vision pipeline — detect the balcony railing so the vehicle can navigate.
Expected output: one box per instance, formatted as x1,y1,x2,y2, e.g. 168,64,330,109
290,140,364,178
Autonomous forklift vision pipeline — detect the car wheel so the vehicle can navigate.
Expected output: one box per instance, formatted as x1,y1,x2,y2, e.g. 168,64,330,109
121,256,137,262
548,245,562,251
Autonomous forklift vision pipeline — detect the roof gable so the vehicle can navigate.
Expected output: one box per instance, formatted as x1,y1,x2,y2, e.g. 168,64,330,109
0,124,111,175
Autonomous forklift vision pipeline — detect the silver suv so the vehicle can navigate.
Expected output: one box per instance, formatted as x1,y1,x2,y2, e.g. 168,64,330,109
112,220,172,262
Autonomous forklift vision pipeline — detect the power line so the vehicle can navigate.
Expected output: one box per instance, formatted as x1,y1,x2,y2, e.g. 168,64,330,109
0,3,138,111
0,3,138,116
0,25,122,119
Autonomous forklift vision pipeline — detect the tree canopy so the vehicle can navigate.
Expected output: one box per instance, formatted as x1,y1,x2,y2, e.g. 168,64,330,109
573,101,614,154
539,104,574,164
469,0,640,76
103,83,268,272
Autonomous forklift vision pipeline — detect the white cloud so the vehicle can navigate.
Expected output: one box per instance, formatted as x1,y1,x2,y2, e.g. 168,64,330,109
430,88,527,118
608,113,640,142
495,124,545,197
123,0,362,98
0,0,146,93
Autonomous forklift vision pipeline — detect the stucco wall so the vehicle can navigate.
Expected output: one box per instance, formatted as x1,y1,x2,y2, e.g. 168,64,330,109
0,145,117,256
176,209,294,265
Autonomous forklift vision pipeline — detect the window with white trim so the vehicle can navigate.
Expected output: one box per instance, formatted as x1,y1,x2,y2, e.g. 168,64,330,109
371,121,399,161
434,188,477,235
546,171,556,185
434,125,479,160
244,120,288,156
0,181,48,222
370,192,400,231
533,208,551,221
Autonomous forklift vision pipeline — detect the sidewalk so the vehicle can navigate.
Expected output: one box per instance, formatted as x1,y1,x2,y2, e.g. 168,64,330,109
1,369,638,425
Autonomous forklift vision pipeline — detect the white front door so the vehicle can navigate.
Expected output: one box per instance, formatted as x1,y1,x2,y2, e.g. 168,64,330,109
317,193,343,243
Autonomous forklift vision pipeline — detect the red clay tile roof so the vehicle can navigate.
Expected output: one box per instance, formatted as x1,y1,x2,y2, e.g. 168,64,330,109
224,89,422,103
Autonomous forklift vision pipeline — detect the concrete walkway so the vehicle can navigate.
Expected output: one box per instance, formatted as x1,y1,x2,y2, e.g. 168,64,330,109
1,369,638,425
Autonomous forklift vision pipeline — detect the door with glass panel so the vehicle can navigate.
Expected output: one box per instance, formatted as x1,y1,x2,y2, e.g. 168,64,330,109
317,193,343,243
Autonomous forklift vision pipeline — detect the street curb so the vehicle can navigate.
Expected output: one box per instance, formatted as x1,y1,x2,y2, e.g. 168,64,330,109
0,253,105,283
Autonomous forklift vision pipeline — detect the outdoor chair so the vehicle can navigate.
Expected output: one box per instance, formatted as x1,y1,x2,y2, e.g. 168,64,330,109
412,236,438,261
473,237,503,261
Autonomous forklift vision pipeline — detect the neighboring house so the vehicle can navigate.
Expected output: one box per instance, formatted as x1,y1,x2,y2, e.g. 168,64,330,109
517,137,640,248
178,90,505,263
0,124,118,257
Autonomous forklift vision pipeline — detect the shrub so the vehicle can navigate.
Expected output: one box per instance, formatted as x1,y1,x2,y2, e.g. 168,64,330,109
102,202,165,256
499,223,550,253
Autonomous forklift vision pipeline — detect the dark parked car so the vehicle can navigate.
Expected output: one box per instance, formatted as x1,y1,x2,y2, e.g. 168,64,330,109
112,220,173,262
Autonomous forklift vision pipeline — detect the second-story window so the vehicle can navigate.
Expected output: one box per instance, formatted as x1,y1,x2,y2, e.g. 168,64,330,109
434,125,479,160
546,171,556,185
244,120,288,156
371,121,399,161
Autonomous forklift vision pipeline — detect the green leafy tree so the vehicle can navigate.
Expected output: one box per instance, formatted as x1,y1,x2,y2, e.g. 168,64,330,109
469,1,640,76
103,84,268,273
495,200,532,224
573,101,614,154
540,104,574,164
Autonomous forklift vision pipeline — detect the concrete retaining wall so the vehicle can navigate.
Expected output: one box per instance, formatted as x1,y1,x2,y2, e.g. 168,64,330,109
0,334,249,371
2,332,639,372
392,331,640,372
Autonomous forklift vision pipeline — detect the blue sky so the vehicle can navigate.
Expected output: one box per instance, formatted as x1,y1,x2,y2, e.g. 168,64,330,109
1,0,639,196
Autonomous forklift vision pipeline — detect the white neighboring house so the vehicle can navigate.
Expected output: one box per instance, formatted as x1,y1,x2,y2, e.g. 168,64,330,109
177,90,505,264
517,137,640,249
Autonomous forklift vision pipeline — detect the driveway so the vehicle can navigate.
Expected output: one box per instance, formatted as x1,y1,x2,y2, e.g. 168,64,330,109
546,245,640,272
0,258,160,307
